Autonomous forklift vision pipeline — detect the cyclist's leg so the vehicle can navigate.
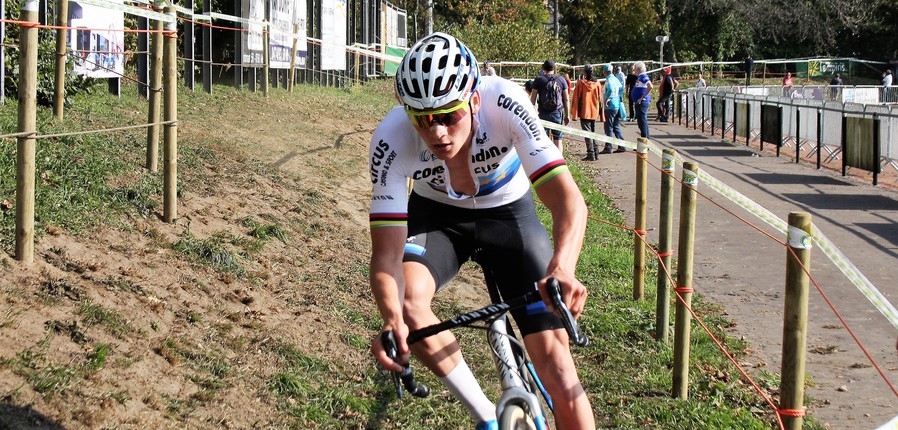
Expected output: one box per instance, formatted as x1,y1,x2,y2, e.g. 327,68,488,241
475,195,596,429
404,194,497,425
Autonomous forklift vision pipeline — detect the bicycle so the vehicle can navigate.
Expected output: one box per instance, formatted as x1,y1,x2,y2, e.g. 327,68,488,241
381,278,588,430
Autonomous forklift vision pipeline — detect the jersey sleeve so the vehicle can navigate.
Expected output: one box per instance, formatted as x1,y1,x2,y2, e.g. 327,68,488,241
486,79,570,191
369,107,415,229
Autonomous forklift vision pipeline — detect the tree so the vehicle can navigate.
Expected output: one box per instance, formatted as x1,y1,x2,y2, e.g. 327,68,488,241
559,0,658,64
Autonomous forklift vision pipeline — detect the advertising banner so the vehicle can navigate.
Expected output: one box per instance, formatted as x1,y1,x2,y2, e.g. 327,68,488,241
321,0,347,70
68,1,125,78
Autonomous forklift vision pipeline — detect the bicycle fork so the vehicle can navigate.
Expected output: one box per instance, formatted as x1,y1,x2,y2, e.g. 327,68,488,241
488,316,549,430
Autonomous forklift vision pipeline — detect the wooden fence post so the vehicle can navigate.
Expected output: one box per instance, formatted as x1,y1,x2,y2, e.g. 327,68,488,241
633,137,649,300
672,162,699,399
15,0,39,263
288,23,298,92
780,211,812,430
262,25,269,97
162,5,178,222
655,149,677,342
52,0,67,120
146,0,164,172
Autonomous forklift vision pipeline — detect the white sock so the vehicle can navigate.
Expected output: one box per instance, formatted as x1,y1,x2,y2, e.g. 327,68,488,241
439,358,497,423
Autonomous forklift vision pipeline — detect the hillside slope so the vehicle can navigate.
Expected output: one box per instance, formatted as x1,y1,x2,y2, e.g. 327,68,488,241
0,81,425,429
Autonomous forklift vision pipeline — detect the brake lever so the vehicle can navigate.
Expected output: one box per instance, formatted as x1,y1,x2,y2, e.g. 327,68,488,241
546,278,589,347
380,331,404,398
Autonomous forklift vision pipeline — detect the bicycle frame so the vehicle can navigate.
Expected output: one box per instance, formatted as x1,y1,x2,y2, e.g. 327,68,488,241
385,279,586,429
488,314,549,430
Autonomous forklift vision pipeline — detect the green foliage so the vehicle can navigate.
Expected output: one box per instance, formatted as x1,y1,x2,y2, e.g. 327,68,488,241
560,0,659,63
442,21,571,78
3,0,99,106
435,0,548,27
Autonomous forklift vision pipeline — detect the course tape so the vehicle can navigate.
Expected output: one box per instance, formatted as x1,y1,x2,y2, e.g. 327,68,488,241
545,120,898,330
77,0,174,22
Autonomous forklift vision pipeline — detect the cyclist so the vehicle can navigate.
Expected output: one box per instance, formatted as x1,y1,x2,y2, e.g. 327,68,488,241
368,32,596,429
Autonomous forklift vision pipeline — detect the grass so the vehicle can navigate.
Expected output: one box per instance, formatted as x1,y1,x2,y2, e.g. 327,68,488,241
0,78,825,429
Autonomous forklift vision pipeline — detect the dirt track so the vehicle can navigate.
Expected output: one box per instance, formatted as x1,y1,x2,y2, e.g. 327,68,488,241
574,117,898,429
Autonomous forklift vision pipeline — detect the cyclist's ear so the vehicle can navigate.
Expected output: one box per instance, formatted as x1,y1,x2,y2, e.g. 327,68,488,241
469,90,482,115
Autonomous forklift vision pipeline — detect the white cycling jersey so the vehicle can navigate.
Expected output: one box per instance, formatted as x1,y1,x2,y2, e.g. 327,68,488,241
369,76,568,228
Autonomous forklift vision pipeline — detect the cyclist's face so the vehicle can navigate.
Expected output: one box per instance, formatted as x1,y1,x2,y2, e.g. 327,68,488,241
409,91,481,161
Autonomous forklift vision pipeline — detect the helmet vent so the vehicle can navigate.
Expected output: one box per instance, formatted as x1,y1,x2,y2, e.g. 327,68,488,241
422,57,432,73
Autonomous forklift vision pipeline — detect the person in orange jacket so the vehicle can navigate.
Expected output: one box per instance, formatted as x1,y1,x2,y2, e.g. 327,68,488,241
571,65,604,160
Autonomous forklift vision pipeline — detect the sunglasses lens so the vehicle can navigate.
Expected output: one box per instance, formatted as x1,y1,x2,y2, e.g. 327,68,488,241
407,103,468,128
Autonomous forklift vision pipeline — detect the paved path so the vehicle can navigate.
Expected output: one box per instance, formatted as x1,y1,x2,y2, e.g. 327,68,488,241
572,117,898,429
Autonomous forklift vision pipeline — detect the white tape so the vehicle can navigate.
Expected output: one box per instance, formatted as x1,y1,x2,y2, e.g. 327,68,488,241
683,169,699,187
662,152,676,173
787,225,813,249
22,0,38,11
76,0,174,22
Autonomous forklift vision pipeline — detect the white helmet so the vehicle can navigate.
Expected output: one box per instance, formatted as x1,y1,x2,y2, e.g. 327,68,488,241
395,32,480,110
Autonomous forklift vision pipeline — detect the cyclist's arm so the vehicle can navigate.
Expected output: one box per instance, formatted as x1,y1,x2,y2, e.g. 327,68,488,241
370,225,410,372
534,172,588,318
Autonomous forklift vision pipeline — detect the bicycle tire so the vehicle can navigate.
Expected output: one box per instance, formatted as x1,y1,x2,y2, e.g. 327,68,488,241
499,404,537,430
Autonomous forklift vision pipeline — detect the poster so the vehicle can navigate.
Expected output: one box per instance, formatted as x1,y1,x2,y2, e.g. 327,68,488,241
68,1,125,78
241,0,266,65
321,0,346,70
268,0,307,69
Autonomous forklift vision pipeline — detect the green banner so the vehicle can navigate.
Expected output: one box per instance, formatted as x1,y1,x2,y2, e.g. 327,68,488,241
384,46,405,75
808,60,850,77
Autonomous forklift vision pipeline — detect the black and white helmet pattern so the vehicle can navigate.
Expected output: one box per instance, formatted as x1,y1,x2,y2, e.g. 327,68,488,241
395,32,480,110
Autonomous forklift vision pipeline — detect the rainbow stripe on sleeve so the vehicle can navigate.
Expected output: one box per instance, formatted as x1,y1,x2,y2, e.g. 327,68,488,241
369,213,408,228
529,160,569,189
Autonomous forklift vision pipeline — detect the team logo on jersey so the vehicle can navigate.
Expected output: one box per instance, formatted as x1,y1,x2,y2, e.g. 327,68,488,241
475,132,490,146
420,149,437,162
371,139,397,185
496,94,541,139
472,145,508,163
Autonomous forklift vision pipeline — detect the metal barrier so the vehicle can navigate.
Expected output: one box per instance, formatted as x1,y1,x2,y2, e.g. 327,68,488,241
679,86,898,176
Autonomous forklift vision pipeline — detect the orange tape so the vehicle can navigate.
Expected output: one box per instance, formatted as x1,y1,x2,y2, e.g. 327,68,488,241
657,251,673,257
778,408,806,417
674,287,694,294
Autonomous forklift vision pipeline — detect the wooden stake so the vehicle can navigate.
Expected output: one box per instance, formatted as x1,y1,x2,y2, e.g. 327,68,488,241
781,211,812,430
52,0,68,119
15,0,39,263
672,161,699,399
146,0,164,172
655,149,676,342
162,6,178,222
633,137,649,300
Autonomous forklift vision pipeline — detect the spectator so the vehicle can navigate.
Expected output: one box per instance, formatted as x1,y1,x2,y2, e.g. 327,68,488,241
829,73,843,101
629,61,653,139
696,73,707,89
561,72,574,97
481,60,496,76
656,67,677,122
601,64,626,153
890,50,898,78
744,55,754,86
613,66,628,121
625,64,638,121
530,59,570,153
883,70,893,103
830,73,843,86
524,79,533,93
571,64,602,160
782,72,794,98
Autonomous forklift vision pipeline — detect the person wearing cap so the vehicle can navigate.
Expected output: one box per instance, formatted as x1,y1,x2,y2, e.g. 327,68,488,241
656,66,678,123
530,59,570,153
370,33,596,430
600,64,626,153
571,64,603,160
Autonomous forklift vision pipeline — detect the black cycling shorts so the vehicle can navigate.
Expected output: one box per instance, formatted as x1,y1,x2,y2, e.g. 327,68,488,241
403,192,564,336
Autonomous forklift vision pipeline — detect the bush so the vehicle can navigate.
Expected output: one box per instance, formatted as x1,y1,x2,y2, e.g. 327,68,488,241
4,0,98,107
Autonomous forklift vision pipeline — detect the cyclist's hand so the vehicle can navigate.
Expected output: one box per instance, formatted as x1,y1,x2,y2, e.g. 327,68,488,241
372,324,410,372
539,273,587,319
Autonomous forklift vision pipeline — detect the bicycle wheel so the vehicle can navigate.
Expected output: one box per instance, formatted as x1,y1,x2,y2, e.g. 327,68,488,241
499,404,537,430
